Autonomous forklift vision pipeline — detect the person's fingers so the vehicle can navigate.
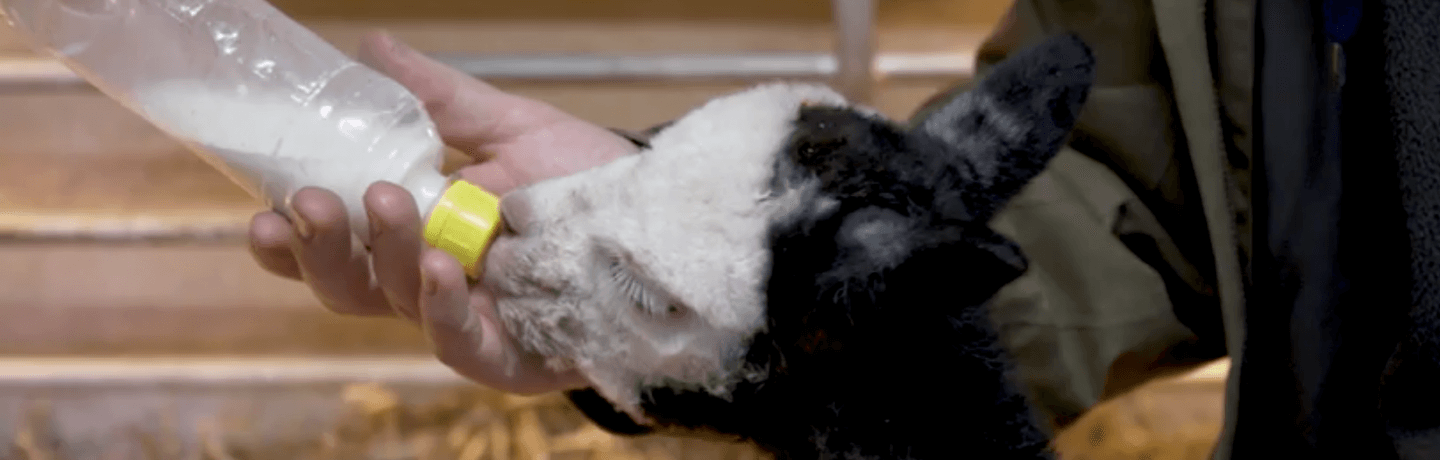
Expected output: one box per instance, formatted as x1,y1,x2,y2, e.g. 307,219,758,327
356,30,638,194
451,120,641,196
417,248,587,394
417,248,501,383
356,30,570,155
248,211,302,280
288,187,395,317
454,161,526,196
364,182,426,322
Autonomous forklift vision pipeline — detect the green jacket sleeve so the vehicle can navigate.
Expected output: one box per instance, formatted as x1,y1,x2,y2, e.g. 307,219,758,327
909,0,1230,432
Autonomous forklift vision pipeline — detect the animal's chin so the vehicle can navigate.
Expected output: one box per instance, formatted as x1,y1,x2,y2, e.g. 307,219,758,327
480,235,529,297
479,241,578,362
486,293,579,366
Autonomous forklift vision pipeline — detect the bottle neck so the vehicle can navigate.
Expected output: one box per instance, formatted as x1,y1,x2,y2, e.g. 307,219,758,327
403,167,453,223
415,178,503,279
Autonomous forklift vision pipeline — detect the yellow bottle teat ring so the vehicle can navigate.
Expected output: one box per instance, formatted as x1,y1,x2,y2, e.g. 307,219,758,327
424,181,502,279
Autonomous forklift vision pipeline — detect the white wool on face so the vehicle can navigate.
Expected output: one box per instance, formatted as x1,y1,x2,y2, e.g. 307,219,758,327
482,83,851,414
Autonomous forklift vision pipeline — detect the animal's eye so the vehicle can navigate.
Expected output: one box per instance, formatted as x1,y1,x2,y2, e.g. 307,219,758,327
661,303,689,321
603,251,669,317
597,241,687,320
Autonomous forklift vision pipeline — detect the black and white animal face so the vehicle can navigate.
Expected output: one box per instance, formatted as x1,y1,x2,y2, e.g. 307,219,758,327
482,34,1096,430
482,84,848,411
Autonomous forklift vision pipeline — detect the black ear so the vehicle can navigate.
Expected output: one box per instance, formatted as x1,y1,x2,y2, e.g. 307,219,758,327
911,32,1095,223
959,226,1029,300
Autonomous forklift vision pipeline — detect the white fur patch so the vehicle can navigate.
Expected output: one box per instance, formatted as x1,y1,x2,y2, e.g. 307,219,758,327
838,207,915,270
482,83,853,415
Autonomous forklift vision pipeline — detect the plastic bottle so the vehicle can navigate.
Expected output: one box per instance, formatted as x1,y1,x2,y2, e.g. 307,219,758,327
0,0,500,276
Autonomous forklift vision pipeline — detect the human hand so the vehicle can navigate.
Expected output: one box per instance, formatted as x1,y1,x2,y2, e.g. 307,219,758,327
246,31,638,393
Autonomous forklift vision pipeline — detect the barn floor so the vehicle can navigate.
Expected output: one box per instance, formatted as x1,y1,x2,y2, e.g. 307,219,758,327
0,354,1229,459
1050,360,1228,460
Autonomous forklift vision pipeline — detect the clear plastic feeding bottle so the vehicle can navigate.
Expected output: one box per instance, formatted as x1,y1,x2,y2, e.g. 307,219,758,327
0,0,500,276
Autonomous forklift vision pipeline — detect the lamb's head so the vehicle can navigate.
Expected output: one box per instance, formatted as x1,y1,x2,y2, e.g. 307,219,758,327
482,33,1095,434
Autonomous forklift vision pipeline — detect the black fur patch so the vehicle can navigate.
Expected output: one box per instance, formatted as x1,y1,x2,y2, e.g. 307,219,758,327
588,33,1096,459
627,111,1049,460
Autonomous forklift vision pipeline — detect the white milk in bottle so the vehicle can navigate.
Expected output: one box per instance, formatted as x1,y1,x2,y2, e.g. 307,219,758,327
1,0,500,275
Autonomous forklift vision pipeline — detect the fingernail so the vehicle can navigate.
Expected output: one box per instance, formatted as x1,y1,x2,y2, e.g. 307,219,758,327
426,272,476,332
366,208,382,241
292,208,314,241
422,270,439,297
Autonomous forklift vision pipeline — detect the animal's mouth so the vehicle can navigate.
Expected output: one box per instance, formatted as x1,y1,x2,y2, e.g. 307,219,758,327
482,235,565,299
480,236,525,298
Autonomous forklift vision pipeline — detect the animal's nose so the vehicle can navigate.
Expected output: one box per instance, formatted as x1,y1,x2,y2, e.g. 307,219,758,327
499,193,534,235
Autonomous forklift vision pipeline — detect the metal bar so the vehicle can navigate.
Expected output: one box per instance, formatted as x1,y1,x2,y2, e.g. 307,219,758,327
0,233,246,244
831,0,878,104
0,356,469,387
0,57,77,88
0,212,251,244
0,52,973,89
436,52,835,80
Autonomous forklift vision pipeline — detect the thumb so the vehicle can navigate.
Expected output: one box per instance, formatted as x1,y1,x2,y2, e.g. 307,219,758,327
417,248,588,394
455,161,524,196
417,248,494,363
355,30,550,155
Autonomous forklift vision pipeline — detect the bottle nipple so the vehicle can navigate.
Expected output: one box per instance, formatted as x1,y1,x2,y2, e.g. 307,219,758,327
423,181,502,278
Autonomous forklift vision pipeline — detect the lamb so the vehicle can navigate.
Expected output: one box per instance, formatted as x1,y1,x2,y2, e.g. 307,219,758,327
479,33,1097,460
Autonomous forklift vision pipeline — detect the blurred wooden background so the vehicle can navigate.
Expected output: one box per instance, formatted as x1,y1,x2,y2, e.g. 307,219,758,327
0,0,1228,458
0,0,1004,342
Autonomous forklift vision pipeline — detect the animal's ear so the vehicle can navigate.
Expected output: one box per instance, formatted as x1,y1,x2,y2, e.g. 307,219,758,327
884,225,1030,310
959,227,1028,301
911,33,1095,223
